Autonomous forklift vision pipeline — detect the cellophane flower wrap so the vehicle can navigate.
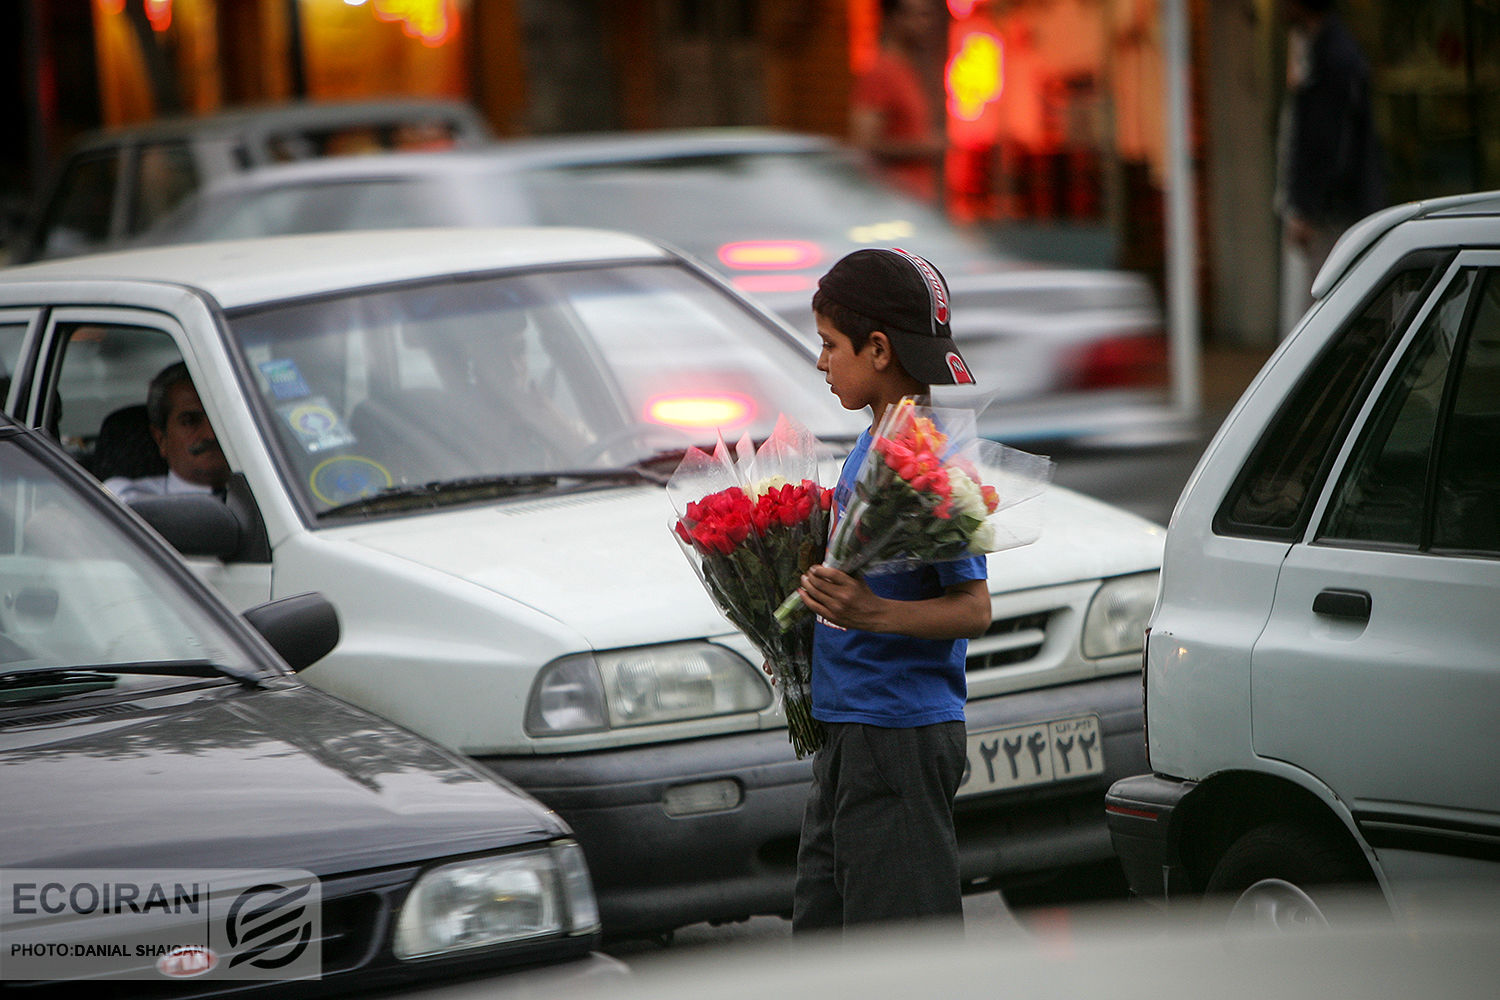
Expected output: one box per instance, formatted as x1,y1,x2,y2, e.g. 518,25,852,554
667,415,833,758
774,396,1053,627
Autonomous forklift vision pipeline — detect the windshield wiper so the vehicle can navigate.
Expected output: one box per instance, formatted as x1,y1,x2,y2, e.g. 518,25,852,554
0,660,264,688
318,468,668,519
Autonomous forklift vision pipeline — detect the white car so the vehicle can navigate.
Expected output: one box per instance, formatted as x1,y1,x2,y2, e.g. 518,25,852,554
133,129,1180,448
1106,191,1500,925
0,228,1164,937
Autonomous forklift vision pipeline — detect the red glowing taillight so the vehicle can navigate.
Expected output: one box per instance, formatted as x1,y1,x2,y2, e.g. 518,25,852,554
717,241,823,271
1068,334,1170,390
646,393,756,430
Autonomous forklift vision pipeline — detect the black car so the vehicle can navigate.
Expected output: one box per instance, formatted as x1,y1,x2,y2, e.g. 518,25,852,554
0,419,619,994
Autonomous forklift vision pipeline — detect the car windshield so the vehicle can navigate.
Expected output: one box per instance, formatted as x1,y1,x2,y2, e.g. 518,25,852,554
0,439,262,694
516,150,1002,274
226,261,860,520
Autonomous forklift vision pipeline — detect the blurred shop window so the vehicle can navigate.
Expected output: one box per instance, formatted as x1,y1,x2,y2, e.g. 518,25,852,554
127,142,200,237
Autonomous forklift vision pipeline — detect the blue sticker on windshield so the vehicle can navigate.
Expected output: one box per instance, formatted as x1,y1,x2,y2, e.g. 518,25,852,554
260,358,312,400
278,396,356,454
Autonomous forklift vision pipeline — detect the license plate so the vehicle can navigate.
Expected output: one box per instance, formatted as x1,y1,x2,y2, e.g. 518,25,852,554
956,714,1104,798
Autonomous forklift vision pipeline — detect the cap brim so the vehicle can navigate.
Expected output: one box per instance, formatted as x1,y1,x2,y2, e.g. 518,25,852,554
884,327,976,386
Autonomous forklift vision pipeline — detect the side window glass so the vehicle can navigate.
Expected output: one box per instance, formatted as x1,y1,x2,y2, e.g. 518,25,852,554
127,142,200,236
38,153,119,257
1321,270,1476,546
1433,271,1500,553
53,324,183,476
1215,262,1440,538
0,322,30,405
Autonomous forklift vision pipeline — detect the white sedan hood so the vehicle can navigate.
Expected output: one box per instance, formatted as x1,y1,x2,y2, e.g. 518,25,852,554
333,483,1163,651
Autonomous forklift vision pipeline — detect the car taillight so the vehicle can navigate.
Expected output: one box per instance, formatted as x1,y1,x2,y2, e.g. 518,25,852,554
646,392,756,430
1068,333,1169,390
717,240,823,271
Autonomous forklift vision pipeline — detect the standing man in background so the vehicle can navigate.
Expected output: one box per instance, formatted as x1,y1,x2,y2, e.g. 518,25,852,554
1276,0,1385,338
851,0,947,204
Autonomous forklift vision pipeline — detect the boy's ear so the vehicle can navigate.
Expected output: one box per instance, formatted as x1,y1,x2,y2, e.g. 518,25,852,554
866,330,893,370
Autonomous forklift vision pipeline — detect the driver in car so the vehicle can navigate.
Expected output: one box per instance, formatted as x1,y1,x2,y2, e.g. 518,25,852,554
104,362,231,502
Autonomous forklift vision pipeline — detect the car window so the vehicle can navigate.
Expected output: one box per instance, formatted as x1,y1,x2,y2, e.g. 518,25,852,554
1433,270,1500,552
0,440,254,678
226,263,854,517
126,141,200,236
1320,269,1477,547
1215,258,1444,539
0,321,30,403
37,152,120,258
51,324,184,475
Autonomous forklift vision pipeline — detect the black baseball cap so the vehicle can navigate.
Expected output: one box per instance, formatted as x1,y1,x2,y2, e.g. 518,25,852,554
816,248,975,385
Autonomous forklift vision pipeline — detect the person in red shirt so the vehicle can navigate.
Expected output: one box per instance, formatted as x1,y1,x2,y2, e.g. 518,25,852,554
851,0,947,202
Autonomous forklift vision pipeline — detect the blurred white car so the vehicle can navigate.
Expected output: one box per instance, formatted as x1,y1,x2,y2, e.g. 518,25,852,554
1106,191,1500,924
0,228,1163,938
137,129,1179,448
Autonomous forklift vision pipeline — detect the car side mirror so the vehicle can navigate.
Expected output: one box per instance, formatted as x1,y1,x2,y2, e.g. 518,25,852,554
242,592,340,673
130,493,241,557
127,473,271,561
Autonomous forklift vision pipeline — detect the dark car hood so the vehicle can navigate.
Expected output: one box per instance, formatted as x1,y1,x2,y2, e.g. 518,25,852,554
0,679,564,874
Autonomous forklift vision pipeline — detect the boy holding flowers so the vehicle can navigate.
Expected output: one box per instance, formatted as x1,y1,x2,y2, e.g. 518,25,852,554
791,248,990,933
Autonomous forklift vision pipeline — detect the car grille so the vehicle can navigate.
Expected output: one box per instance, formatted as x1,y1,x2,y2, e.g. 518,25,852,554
966,610,1052,671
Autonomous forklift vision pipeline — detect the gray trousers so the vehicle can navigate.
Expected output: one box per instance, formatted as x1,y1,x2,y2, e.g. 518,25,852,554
792,720,966,934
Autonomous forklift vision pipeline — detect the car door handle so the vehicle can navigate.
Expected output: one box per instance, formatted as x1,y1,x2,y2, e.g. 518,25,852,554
1312,588,1371,621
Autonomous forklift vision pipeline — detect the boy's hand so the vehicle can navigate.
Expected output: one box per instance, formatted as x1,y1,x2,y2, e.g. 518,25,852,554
798,565,881,631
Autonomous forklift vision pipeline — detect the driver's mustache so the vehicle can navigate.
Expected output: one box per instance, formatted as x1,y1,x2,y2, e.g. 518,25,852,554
188,439,221,456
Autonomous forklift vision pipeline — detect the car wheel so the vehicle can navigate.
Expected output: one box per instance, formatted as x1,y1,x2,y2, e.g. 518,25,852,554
1205,821,1374,928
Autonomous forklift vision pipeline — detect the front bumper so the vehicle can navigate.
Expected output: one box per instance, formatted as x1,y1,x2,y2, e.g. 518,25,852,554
1104,772,1198,902
484,672,1145,938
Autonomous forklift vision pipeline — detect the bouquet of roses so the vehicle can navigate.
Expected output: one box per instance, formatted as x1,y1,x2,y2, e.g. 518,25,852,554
774,396,1053,627
667,415,833,758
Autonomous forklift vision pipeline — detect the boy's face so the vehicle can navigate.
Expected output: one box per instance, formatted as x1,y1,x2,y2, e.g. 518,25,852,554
816,313,883,413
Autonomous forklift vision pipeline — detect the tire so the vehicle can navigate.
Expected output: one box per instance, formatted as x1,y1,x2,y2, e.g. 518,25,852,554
1205,821,1376,929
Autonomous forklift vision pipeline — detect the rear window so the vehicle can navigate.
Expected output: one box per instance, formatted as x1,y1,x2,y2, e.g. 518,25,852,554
37,153,120,258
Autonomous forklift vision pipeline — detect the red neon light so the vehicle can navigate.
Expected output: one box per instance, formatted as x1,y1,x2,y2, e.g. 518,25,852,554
717,241,823,271
646,393,756,430
146,0,172,32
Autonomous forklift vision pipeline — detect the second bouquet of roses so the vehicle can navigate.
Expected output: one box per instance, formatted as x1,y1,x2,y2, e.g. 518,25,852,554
774,396,1053,627
667,415,833,758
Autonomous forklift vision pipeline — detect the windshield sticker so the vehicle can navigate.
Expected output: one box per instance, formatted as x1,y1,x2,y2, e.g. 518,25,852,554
259,358,312,400
278,397,356,454
310,456,392,506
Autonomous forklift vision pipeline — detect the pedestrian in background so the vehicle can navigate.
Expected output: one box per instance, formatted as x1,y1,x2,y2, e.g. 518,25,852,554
1276,0,1385,338
851,0,947,203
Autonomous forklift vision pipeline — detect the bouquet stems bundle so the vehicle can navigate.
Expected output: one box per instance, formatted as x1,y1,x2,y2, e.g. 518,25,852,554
668,416,832,758
775,396,1053,628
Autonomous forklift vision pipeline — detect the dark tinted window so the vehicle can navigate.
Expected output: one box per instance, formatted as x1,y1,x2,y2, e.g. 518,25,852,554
1321,269,1475,546
1216,259,1442,538
1433,270,1500,553
38,153,120,257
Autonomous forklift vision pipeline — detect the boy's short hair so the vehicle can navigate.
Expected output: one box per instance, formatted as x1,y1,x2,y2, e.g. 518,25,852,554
814,248,975,385
811,287,882,355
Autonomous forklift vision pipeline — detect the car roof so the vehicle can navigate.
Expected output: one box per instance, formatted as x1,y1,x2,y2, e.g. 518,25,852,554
1313,189,1500,298
62,97,494,151
0,227,674,310
186,127,846,192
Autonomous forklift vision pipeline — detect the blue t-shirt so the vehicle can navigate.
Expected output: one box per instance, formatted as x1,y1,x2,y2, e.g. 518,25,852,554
812,429,986,727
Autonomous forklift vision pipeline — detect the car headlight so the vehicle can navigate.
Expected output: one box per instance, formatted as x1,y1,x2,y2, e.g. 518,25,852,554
1081,571,1159,659
524,641,771,735
394,840,600,959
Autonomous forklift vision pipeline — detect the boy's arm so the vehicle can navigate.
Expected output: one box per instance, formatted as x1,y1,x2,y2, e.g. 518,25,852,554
796,565,990,639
